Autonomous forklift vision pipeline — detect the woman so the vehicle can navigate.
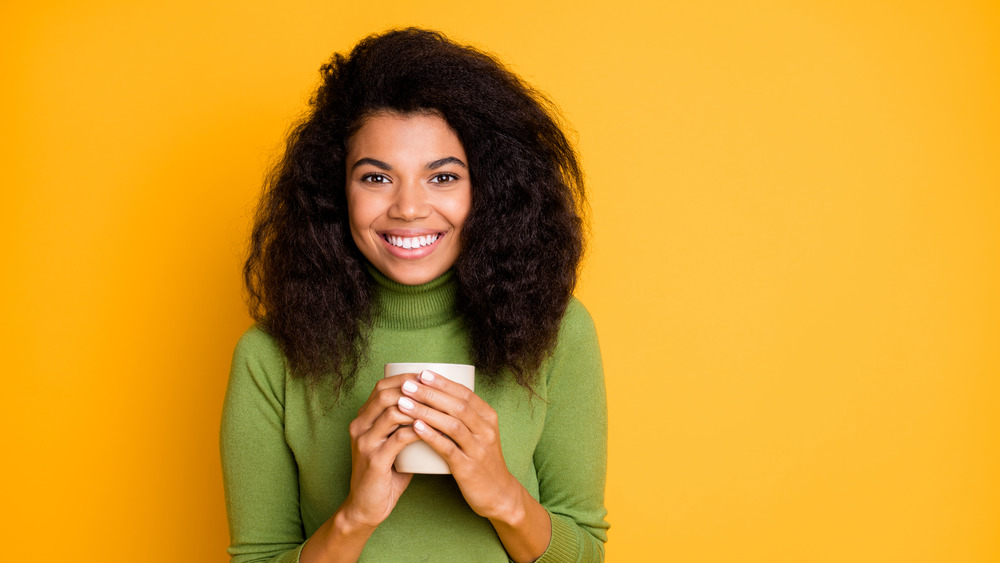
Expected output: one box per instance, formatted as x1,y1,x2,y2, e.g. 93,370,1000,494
221,28,608,562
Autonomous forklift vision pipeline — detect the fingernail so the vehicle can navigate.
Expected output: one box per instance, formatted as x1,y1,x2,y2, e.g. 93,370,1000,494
402,380,418,393
414,420,427,431
398,397,415,411
420,370,435,383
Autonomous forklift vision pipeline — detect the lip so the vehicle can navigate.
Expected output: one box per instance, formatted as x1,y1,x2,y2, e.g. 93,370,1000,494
377,229,446,259
379,228,443,237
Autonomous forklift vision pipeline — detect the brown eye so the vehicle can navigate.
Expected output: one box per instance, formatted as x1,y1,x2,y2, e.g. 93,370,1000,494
362,173,391,184
429,173,459,184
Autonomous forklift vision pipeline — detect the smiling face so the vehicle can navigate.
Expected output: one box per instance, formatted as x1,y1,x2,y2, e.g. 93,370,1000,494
345,112,472,285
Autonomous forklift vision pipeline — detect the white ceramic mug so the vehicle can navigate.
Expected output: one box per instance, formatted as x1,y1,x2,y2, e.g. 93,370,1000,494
384,362,475,474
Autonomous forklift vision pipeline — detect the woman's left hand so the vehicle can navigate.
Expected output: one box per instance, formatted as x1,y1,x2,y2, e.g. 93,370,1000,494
398,369,552,562
396,370,520,520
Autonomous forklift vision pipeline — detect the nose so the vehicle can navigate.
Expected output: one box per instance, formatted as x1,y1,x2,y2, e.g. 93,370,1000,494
388,178,431,221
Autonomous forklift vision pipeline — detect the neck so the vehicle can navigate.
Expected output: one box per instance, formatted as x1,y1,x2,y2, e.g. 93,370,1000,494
366,264,458,329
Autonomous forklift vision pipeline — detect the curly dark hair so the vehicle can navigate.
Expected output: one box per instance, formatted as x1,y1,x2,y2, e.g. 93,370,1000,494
244,28,586,394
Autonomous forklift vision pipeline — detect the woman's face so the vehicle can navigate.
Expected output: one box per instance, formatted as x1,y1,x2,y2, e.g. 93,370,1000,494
346,112,472,285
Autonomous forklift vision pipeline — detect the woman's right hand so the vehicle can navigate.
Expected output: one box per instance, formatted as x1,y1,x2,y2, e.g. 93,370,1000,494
301,375,421,563
340,374,422,528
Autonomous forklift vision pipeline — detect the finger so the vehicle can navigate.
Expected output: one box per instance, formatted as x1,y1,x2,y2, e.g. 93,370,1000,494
352,376,413,434
356,404,416,452
411,418,466,464
381,373,418,386
401,373,496,434
396,394,482,454
418,370,489,416
384,425,420,457
416,370,476,398
372,424,421,468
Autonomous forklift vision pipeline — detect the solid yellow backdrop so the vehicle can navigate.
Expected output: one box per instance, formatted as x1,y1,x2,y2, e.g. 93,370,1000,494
2,1,997,561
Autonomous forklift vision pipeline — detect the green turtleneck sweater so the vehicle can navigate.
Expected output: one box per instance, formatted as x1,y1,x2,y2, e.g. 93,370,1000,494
221,270,608,562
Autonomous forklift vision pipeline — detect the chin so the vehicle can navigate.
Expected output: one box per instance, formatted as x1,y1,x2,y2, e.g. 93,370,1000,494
379,264,447,286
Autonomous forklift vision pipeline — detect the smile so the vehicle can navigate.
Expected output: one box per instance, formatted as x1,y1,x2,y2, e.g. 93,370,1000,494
382,233,441,249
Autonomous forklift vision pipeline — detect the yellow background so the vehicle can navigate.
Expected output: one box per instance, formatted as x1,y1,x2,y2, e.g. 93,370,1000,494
2,1,997,561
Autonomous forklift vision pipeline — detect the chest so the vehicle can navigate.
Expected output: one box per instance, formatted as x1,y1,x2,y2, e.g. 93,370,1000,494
281,321,549,533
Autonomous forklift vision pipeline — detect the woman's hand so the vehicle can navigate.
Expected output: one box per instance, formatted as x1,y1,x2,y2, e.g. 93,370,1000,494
396,370,517,517
302,375,424,563
341,374,422,528
397,370,552,562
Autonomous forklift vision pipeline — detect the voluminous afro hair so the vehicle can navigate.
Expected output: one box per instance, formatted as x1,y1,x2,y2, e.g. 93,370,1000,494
244,28,586,395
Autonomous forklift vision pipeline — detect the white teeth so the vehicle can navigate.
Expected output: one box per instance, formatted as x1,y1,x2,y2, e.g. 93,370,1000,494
385,234,439,249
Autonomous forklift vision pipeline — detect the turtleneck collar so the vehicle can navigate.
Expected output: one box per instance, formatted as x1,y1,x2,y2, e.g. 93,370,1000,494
366,264,459,329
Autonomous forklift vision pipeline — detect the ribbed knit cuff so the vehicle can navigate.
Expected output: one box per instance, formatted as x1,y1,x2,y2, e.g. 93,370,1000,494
275,542,305,563
535,512,579,562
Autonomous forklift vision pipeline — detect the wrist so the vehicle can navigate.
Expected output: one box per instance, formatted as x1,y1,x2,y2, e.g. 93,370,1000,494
484,480,552,563
334,502,380,536
301,506,378,563
486,477,529,527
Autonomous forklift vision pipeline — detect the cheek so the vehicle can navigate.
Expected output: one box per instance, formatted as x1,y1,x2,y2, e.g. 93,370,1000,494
345,197,375,258
346,190,374,229
345,195,374,253
448,189,473,230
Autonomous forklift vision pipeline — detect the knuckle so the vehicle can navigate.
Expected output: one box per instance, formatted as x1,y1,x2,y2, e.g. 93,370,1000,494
388,406,410,424
434,434,454,452
377,390,399,408
355,434,373,453
393,426,416,443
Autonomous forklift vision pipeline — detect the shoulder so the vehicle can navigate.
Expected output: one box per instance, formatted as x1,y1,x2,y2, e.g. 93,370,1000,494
233,324,283,360
229,324,289,393
558,297,599,344
543,297,605,392
547,297,602,368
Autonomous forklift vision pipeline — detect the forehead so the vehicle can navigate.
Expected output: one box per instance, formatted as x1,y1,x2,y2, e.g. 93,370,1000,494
346,112,466,160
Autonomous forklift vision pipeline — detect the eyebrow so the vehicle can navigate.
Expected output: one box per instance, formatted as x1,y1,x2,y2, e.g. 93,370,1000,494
351,157,392,171
426,156,467,169
350,156,468,171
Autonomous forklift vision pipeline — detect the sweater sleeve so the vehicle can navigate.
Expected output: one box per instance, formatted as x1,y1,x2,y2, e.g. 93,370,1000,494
533,299,610,562
220,326,306,563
